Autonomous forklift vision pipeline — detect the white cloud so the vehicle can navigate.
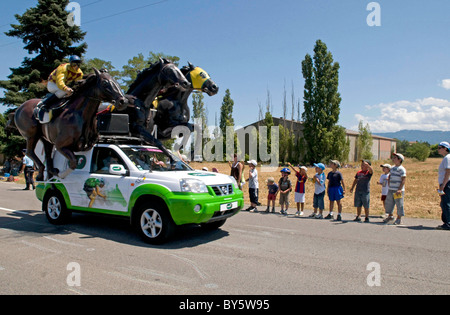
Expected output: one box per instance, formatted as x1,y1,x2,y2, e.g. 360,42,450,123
441,79,450,90
354,97,450,132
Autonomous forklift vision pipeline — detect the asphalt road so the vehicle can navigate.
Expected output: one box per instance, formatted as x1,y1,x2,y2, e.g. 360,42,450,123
0,181,449,295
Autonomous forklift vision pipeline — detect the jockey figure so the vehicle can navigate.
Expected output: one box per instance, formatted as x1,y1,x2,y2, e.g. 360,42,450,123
38,55,84,123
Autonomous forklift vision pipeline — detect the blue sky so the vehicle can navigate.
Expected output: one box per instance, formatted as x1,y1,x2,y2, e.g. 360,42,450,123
1,0,449,133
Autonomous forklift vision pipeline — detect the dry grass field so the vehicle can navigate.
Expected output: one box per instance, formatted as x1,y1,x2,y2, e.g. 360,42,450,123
191,158,444,220
9,157,443,220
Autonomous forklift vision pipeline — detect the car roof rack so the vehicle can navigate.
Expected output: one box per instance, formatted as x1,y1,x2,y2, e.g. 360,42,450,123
97,135,147,145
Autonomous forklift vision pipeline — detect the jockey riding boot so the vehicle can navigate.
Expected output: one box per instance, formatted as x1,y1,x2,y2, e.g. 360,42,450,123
38,94,59,123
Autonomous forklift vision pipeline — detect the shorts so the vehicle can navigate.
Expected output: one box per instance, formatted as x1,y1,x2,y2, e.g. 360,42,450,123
294,192,305,203
267,193,277,201
249,188,259,204
313,191,325,210
354,191,370,208
279,193,290,206
385,190,404,216
328,186,344,201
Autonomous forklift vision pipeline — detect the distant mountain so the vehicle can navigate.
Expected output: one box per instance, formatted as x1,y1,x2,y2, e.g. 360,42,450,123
373,130,450,145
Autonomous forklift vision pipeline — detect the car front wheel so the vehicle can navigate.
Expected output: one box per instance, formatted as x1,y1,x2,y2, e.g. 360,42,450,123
134,203,174,244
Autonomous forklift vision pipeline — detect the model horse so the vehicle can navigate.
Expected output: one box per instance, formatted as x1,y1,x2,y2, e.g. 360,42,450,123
14,68,127,181
150,62,219,141
119,58,190,156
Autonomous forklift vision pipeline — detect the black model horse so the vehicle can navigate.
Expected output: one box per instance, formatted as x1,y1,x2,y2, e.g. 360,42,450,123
14,68,127,181
119,58,190,156
150,62,219,141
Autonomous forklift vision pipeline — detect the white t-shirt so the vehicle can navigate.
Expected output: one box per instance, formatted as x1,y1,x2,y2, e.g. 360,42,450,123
379,173,389,195
438,153,450,185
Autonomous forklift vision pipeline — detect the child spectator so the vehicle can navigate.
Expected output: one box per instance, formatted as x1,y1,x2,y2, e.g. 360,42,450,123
246,160,259,212
288,162,308,216
326,160,346,221
377,164,391,213
311,163,326,219
265,177,278,213
278,168,292,215
384,153,406,225
350,160,373,222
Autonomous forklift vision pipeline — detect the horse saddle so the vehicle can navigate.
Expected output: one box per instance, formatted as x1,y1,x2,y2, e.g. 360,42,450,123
34,94,69,124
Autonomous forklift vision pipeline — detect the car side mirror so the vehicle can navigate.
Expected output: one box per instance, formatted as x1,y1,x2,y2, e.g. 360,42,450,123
109,164,129,176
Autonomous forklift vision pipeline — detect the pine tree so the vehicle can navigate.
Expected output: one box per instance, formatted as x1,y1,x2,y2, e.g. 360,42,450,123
301,40,342,163
0,0,87,107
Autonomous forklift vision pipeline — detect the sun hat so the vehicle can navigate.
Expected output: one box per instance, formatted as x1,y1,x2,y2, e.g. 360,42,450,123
247,159,257,166
380,163,391,169
313,163,325,170
300,166,308,172
439,142,450,150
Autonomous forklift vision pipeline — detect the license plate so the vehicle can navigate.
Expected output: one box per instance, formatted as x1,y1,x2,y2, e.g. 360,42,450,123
220,201,238,211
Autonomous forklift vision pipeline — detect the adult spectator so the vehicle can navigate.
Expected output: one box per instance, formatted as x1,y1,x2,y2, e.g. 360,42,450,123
437,142,450,230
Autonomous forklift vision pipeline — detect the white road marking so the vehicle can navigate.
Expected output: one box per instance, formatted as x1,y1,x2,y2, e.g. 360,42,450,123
0,206,29,215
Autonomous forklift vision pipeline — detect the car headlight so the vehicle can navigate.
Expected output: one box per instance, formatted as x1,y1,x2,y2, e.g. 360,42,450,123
180,178,208,193
229,175,238,188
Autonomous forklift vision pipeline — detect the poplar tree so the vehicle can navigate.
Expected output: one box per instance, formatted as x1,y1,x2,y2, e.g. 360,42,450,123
301,40,342,163
0,0,87,107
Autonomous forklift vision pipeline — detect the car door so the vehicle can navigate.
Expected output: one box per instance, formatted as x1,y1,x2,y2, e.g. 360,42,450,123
81,147,133,212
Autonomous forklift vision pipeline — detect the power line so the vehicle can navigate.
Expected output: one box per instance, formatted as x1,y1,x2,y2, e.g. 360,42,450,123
0,0,170,50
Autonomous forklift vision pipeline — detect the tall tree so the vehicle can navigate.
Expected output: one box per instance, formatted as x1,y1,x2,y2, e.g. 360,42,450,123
357,120,373,160
301,39,342,163
0,0,87,107
219,89,235,160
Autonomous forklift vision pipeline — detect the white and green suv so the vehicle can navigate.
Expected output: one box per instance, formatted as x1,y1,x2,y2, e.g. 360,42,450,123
36,138,243,244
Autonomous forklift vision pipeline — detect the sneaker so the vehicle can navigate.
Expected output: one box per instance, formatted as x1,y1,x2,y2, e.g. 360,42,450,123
383,216,394,223
295,211,300,216
252,208,259,213
265,207,270,213
393,218,402,225
299,211,304,216
245,206,253,211
315,214,323,219
271,207,275,213
353,216,361,222
325,213,333,220
364,217,370,223
336,214,342,221
309,213,316,218
436,225,450,230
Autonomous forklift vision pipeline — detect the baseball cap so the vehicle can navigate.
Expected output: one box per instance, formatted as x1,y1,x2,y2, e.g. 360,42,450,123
362,159,372,166
439,142,450,150
313,163,325,170
380,163,391,169
392,153,405,161
330,160,341,168
247,160,257,166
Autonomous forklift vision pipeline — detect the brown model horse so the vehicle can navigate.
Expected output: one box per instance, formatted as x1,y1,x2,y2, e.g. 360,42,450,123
14,68,127,181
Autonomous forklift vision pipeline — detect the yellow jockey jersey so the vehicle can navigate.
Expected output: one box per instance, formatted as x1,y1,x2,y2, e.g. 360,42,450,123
48,63,83,91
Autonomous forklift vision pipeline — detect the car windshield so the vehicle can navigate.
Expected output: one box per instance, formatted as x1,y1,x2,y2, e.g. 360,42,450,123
120,146,193,172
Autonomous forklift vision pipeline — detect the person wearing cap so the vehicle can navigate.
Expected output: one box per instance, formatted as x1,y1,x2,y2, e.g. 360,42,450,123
350,160,373,222
288,162,308,216
245,160,259,211
437,141,450,230
326,160,346,221
278,168,292,215
38,55,84,123
265,177,278,213
384,153,407,225
311,163,326,218
377,164,391,212
19,149,35,190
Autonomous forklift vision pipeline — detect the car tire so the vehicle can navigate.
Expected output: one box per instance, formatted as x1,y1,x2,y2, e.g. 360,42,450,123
134,202,175,244
43,190,71,225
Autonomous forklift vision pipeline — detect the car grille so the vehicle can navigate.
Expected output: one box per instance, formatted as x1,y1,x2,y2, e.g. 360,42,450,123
210,184,233,196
